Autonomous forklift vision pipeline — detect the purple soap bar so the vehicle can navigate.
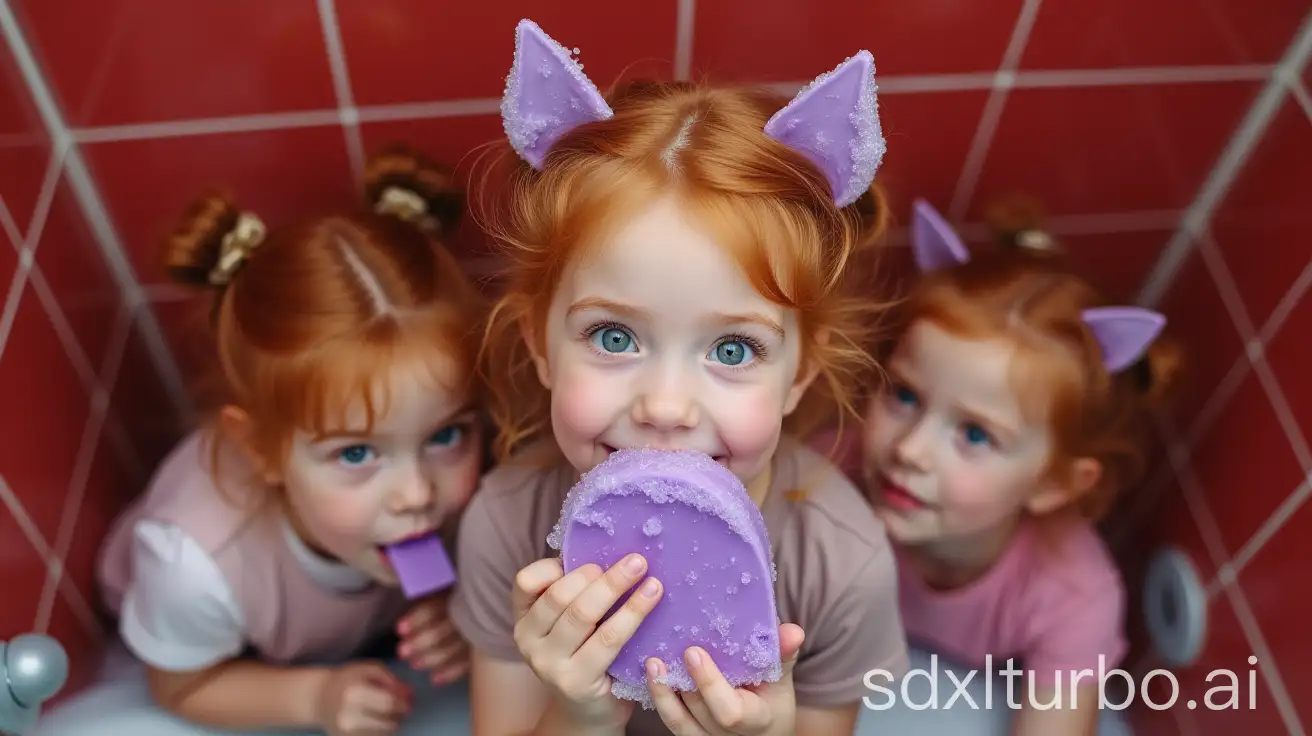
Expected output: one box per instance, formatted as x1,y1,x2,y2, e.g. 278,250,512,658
548,449,782,708
385,533,456,599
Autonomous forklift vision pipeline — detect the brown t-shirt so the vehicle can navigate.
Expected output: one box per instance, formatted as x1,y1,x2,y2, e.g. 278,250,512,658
450,437,908,734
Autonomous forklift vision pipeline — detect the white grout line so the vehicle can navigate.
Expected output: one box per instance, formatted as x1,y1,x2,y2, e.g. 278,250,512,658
1290,77,1312,120
1220,580,1306,734
60,64,1280,145
673,0,695,81
0,246,30,363
24,268,99,392
1137,9,1312,307
1015,63,1273,88
1230,474,1312,574
24,147,65,251
0,475,54,560
315,0,365,183
0,196,20,248
72,109,342,144
34,384,110,632
947,0,1044,220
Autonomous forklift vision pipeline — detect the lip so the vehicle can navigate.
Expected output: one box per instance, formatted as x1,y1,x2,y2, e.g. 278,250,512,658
603,443,728,464
877,475,928,512
377,528,438,550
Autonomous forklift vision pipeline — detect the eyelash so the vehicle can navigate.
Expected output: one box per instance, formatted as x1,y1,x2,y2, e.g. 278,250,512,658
578,322,770,367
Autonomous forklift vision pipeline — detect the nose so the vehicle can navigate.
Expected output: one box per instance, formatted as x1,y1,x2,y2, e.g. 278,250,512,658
892,418,933,471
631,364,699,431
388,461,436,516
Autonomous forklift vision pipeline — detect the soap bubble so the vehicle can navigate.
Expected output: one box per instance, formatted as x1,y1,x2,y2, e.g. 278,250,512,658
740,572,751,584
642,517,663,536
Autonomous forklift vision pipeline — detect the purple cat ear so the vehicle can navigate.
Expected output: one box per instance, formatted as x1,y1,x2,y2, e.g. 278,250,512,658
911,199,971,272
1081,306,1166,373
763,51,885,208
501,19,613,169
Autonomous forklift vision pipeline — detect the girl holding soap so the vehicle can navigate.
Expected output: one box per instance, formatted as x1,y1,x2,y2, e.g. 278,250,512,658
451,18,907,736
849,199,1182,734
96,146,486,735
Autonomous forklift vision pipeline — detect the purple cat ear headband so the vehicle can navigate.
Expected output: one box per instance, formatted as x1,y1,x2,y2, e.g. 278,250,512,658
500,19,886,207
910,199,1166,373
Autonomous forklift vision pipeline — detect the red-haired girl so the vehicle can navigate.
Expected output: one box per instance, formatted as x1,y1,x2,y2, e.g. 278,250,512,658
96,147,487,735
450,19,907,736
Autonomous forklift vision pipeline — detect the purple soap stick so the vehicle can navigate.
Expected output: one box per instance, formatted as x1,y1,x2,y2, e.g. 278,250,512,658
385,533,456,599
549,449,782,709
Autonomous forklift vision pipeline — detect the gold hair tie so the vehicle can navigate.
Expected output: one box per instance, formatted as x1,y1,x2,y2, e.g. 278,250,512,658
375,186,439,233
1016,229,1058,252
208,212,267,286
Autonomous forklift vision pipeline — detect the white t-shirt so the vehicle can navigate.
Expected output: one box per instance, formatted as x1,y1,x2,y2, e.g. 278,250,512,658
120,517,374,672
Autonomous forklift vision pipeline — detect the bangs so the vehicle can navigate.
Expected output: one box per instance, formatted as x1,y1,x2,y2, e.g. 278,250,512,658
261,309,475,437
911,282,1084,427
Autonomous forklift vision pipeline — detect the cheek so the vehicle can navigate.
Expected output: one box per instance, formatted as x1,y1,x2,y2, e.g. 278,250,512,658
713,384,785,457
937,465,1027,522
864,403,900,460
282,463,376,538
550,359,618,440
433,448,482,510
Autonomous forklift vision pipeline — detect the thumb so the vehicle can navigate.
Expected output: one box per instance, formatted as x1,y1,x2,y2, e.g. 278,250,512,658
778,623,805,677
360,662,408,693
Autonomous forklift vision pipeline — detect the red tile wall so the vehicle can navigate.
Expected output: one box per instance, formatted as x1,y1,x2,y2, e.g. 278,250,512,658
0,1,1306,730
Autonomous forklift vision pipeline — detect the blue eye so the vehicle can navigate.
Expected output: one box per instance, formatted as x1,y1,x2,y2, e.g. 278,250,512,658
962,423,992,447
893,385,919,407
711,340,755,366
336,444,375,466
591,326,636,354
429,425,464,448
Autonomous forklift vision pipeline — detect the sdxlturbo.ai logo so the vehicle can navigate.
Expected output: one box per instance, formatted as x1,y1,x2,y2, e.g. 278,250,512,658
862,655,1260,711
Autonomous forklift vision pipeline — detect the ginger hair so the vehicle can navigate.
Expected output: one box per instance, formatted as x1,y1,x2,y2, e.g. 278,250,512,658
476,80,891,461
161,144,484,470
894,208,1185,521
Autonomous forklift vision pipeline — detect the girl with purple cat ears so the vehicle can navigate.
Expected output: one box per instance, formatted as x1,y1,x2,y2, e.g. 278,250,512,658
846,199,1184,733
450,18,906,736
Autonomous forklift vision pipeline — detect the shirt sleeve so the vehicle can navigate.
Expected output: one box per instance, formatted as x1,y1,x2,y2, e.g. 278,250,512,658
118,521,246,672
791,546,909,708
448,492,526,662
1024,571,1127,689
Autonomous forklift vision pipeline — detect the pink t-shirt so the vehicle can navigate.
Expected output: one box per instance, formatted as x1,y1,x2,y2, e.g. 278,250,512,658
809,426,1127,687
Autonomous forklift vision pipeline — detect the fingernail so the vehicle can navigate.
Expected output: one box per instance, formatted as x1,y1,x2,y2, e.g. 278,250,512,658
646,659,661,678
624,554,645,574
687,648,703,668
398,644,410,658
640,578,660,598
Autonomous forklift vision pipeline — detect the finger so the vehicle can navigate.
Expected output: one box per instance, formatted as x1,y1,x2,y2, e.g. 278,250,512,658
430,658,470,686
344,710,403,734
778,623,806,678
397,598,444,635
510,558,567,619
517,563,602,641
572,575,663,673
354,682,411,720
359,663,412,700
546,553,649,651
411,635,468,672
399,618,458,659
646,658,709,736
684,647,766,732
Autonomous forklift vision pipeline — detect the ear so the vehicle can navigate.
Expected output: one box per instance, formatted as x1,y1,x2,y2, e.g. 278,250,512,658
784,329,830,416
1026,457,1102,515
518,315,552,389
218,405,282,486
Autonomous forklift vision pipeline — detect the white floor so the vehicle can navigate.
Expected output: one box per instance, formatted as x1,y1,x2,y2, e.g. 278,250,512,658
35,643,1131,735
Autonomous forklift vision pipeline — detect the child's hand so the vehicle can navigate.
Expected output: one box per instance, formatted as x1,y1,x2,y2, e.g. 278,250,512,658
645,624,805,736
512,554,664,729
397,595,470,685
314,661,411,735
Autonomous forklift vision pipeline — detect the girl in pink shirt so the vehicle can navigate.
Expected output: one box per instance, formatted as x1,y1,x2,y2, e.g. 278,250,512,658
841,200,1182,735
94,146,488,735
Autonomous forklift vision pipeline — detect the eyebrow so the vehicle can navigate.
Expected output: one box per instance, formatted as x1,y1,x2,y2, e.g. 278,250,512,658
707,311,785,340
311,400,477,442
566,297,652,321
568,298,785,340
